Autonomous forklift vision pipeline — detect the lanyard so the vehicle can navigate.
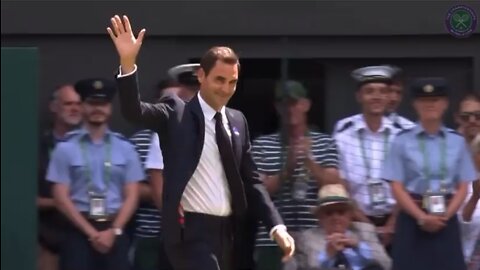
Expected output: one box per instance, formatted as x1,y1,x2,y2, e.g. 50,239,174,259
80,138,112,194
358,129,389,179
418,134,447,191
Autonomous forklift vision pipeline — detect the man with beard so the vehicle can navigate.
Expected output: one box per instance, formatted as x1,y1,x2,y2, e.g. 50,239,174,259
46,78,144,270
455,93,480,264
38,84,82,270
457,93,480,144
333,66,404,252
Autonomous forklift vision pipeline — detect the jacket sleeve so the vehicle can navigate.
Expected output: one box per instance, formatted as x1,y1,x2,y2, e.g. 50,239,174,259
116,70,181,131
239,113,283,231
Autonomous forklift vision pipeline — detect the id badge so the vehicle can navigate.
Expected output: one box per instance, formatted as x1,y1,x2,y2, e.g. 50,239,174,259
292,181,309,201
89,193,107,219
367,179,386,205
423,194,446,215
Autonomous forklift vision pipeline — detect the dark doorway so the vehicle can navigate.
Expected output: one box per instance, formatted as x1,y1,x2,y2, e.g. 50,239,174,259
189,58,327,140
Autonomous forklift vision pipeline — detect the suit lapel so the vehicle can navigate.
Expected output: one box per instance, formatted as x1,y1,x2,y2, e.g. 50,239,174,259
226,108,242,164
186,95,205,158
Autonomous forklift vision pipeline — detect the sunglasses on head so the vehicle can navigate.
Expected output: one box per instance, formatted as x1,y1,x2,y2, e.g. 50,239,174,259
459,111,480,121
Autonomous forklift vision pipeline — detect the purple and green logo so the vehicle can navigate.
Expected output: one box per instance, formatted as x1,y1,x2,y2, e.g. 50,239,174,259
445,5,477,38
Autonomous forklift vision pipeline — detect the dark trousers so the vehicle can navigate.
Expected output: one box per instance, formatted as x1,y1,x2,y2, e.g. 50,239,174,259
133,236,173,270
165,212,234,270
59,220,131,270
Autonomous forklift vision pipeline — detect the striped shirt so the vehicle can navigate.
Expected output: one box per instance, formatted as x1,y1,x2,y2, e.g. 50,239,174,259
130,129,162,238
252,131,339,246
333,114,403,216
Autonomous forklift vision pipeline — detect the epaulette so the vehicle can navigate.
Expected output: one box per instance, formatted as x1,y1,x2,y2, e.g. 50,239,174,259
395,128,413,137
336,121,353,133
60,129,82,142
393,121,405,131
111,132,129,141
112,132,138,147
447,129,462,136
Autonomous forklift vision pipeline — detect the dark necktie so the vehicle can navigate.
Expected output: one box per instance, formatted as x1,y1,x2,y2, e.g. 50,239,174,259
214,112,247,216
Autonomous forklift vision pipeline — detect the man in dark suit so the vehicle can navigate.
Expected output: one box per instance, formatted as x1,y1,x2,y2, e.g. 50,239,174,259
107,15,295,270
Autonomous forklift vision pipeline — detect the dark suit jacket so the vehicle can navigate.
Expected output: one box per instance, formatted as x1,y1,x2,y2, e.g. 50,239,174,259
116,72,283,267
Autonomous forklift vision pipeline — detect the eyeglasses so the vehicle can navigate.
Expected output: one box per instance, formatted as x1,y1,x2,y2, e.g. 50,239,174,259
459,111,480,121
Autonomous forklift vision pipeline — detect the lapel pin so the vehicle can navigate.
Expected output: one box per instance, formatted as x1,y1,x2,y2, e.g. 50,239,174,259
232,127,240,136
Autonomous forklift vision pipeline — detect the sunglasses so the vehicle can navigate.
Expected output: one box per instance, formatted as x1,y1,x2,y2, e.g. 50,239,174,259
459,111,480,121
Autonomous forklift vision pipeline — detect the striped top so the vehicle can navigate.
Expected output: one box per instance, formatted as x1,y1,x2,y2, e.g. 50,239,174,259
252,131,339,246
130,129,162,238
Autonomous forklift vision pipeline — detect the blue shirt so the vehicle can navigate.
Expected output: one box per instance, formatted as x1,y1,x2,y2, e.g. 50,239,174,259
381,124,477,194
318,239,373,270
46,128,145,213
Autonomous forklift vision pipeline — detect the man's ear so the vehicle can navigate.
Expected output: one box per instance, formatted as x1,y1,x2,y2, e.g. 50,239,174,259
197,68,205,85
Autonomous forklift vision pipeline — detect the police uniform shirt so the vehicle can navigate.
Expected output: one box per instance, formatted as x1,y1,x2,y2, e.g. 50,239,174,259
334,114,400,216
381,125,477,194
46,128,145,214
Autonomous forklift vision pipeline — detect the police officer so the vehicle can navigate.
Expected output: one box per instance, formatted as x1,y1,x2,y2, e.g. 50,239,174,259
47,78,145,270
167,63,200,101
381,78,477,270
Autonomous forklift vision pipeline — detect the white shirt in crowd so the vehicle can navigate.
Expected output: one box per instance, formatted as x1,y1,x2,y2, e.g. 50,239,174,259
334,114,400,216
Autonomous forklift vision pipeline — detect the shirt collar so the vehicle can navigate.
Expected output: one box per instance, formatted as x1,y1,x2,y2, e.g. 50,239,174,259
198,92,226,121
78,126,113,142
353,114,393,133
413,124,449,137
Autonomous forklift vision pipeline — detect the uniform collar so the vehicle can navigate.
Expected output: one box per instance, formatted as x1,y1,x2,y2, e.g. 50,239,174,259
198,92,226,121
78,126,113,142
354,114,393,133
413,124,449,137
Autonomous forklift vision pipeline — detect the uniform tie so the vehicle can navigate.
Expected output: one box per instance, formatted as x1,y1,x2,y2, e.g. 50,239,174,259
214,112,247,216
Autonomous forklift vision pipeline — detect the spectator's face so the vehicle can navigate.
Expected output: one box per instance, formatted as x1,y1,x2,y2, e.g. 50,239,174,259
50,86,82,126
414,97,448,122
83,99,111,126
457,99,480,140
357,83,389,116
277,98,310,128
387,83,404,113
319,204,353,234
197,60,238,110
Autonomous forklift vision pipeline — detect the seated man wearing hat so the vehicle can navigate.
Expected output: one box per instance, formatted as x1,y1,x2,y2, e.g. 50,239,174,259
293,184,391,270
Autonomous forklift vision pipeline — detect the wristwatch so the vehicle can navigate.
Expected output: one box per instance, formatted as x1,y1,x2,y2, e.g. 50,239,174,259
112,227,123,236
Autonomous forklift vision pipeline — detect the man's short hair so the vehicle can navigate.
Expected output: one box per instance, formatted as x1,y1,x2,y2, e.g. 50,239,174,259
458,92,480,112
50,83,74,101
200,46,240,76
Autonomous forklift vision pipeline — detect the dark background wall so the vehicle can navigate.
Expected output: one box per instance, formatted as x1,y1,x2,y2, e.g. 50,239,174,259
2,1,480,137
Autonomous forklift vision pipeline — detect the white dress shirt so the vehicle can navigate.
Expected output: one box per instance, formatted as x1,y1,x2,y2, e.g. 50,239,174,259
334,114,400,216
145,133,164,170
181,93,233,216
